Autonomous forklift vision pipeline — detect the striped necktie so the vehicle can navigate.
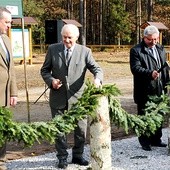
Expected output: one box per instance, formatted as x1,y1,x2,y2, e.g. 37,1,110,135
150,48,161,68
66,48,71,65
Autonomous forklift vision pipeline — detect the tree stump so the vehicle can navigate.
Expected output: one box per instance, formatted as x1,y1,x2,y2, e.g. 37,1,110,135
168,117,170,155
90,96,112,170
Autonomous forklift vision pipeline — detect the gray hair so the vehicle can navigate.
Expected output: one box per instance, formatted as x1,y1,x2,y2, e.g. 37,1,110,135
143,25,159,36
61,24,80,38
0,7,11,19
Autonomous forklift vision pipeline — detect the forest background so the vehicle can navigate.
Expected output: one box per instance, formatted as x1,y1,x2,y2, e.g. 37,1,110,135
22,0,170,47
5,0,170,160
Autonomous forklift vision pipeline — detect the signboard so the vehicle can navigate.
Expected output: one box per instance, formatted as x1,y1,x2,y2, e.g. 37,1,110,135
0,0,32,64
0,0,23,18
11,28,30,59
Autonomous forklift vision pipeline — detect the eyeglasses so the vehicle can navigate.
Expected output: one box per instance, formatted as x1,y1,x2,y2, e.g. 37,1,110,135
145,37,158,42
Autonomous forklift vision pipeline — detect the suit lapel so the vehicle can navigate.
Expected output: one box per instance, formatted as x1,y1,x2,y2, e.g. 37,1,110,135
149,52,157,65
67,44,81,77
156,47,163,66
69,44,80,65
0,42,8,67
145,47,157,66
0,44,6,58
58,43,66,65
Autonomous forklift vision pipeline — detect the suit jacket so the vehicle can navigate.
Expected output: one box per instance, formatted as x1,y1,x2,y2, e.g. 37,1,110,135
41,43,103,110
130,40,170,104
0,34,17,107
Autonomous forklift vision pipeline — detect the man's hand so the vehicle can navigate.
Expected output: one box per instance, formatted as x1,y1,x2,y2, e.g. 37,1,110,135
152,70,159,80
52,79,62,89
94,78,102,88
10,97,17,106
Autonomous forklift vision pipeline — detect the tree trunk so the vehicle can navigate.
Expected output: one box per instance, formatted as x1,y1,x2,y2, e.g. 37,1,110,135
136,0,141,44
79,0,86,45
148,0,153,21
83,0,86,45
91,1,95,44
168,117,170,155
99,0,103,45
67,0,71,19
90,96,112,170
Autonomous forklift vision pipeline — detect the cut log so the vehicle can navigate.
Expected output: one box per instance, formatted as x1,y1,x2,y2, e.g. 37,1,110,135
168,118,170,155
90,96,112,170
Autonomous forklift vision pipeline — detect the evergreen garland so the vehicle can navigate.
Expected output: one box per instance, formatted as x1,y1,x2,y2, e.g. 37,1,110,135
0,81,169,147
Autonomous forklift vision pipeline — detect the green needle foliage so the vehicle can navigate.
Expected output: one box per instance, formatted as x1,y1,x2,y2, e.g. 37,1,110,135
0,80,169,147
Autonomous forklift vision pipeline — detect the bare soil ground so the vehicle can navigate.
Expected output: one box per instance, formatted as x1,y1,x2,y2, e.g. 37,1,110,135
6,51,138,161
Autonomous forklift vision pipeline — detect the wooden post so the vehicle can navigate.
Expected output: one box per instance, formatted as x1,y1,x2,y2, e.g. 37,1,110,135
90,96,112,170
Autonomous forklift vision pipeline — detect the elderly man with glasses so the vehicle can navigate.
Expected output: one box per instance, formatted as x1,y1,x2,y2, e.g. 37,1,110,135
130,25,169,151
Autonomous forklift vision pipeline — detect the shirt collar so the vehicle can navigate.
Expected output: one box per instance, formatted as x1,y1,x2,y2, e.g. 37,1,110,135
64,44,75,52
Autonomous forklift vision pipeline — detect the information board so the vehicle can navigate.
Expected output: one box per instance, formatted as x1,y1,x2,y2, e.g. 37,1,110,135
0,0,23,18
11,28,30,59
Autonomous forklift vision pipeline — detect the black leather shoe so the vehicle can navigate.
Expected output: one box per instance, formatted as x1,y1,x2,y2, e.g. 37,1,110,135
58,159,68,169
142,145,151,151
151,142,167,147
72,157,89,166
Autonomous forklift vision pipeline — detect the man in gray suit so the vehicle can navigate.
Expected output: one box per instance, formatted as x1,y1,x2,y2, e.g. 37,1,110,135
41,24,103,169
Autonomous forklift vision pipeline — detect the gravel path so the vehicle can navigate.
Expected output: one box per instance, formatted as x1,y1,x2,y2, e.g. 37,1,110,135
7,128,170,170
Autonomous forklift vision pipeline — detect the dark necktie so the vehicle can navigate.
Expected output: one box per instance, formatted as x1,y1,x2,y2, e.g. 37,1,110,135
6,50,10,64
66,48,71,65
150,48,160,68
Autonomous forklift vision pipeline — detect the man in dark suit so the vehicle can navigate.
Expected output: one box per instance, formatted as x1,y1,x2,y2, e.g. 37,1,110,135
0,7,18,170
130,25,169,151
41,24,103,169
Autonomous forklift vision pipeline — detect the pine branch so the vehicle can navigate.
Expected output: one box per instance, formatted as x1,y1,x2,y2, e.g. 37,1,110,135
0,81,169,147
